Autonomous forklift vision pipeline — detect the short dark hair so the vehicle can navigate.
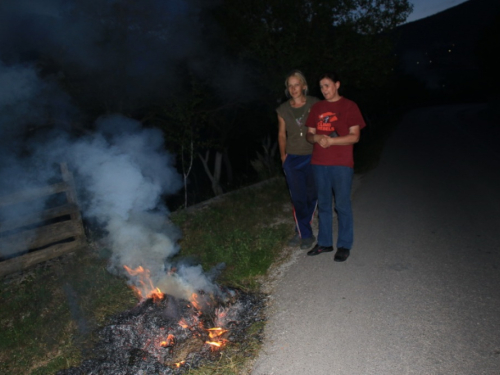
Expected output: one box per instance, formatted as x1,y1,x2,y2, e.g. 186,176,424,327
319,71,340,83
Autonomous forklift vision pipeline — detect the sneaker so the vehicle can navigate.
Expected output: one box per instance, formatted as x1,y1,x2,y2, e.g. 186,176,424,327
307,244,334,256
287,233,301,247
334,247,350,262
300,236,315,250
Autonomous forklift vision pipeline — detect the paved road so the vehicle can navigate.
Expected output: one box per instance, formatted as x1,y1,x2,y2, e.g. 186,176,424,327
252,104,500,375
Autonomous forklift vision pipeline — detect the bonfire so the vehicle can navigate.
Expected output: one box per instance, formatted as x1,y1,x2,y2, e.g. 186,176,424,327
57,265,264,374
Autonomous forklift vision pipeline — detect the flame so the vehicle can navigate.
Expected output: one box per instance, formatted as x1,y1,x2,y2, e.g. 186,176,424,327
205,338,228,350
122,267,232,355
206,341,222,347
207,327,227,338
205,327,228,350
123,265,165,301
190,293,202,310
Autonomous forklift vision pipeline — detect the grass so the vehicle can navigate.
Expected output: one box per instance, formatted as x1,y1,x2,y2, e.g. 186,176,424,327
171,178,292,290
0,249,137,375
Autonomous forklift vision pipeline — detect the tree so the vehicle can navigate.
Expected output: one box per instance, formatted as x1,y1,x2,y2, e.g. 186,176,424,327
152,73,206,208
211,0,413,102
194,91,245,197
152,71,246,202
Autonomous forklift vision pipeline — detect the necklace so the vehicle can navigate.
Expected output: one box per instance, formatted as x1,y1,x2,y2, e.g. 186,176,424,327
292,105,307,137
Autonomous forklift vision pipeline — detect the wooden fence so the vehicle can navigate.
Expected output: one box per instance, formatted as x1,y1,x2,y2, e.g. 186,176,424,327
0,163,86,277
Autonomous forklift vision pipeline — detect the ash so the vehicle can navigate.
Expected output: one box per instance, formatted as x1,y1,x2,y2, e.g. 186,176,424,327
58,289,264,375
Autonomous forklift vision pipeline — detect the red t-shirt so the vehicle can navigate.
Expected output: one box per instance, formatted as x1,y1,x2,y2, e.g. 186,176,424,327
306,98,366,167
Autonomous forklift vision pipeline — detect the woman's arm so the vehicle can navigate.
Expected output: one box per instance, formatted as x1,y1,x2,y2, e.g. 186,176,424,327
278,115,287,163
306,127,330,148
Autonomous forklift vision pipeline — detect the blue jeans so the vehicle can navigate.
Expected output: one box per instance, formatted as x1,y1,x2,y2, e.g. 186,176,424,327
312,165,354,249
283,154,317,239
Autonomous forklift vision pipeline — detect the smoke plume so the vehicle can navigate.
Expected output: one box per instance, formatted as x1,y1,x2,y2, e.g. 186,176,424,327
0,60,217,302
0,0,242,300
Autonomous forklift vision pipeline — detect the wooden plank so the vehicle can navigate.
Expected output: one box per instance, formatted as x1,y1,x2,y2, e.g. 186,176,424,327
0,240,84,278
60,163,78,204
0,203,80,234
0,162,88,276
0,220,83,257
0,182,69,207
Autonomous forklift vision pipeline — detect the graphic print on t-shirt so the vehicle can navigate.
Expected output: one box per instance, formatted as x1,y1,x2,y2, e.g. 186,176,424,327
317,112,337,132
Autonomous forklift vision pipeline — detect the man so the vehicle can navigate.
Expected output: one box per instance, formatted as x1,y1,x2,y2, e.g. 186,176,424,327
305,72,366,262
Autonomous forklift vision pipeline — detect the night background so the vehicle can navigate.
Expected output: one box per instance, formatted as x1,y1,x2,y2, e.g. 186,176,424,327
1,0,500,373
1,0,498,206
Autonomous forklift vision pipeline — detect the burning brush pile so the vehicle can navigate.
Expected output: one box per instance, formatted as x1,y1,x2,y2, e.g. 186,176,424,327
58,286,264,374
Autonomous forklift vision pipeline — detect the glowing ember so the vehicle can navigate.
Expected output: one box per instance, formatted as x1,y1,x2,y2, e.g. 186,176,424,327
120,268,231,356
160,334,175,347
56,289,265,374
174,360,185,368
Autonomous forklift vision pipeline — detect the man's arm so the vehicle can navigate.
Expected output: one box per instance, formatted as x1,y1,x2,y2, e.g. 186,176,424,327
330,125,361,145
315,125,361,148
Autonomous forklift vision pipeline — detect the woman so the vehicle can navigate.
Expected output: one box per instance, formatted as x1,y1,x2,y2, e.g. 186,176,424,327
305,72,366,262
277,70,319,250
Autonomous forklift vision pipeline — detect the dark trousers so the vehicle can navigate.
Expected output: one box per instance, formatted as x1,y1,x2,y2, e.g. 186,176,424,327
283,154,317,239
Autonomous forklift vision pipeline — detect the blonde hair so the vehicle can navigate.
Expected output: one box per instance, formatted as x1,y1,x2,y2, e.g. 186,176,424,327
285,69,309,97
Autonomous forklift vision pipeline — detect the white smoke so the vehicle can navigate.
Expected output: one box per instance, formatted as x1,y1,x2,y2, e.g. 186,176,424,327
0,61,218,301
